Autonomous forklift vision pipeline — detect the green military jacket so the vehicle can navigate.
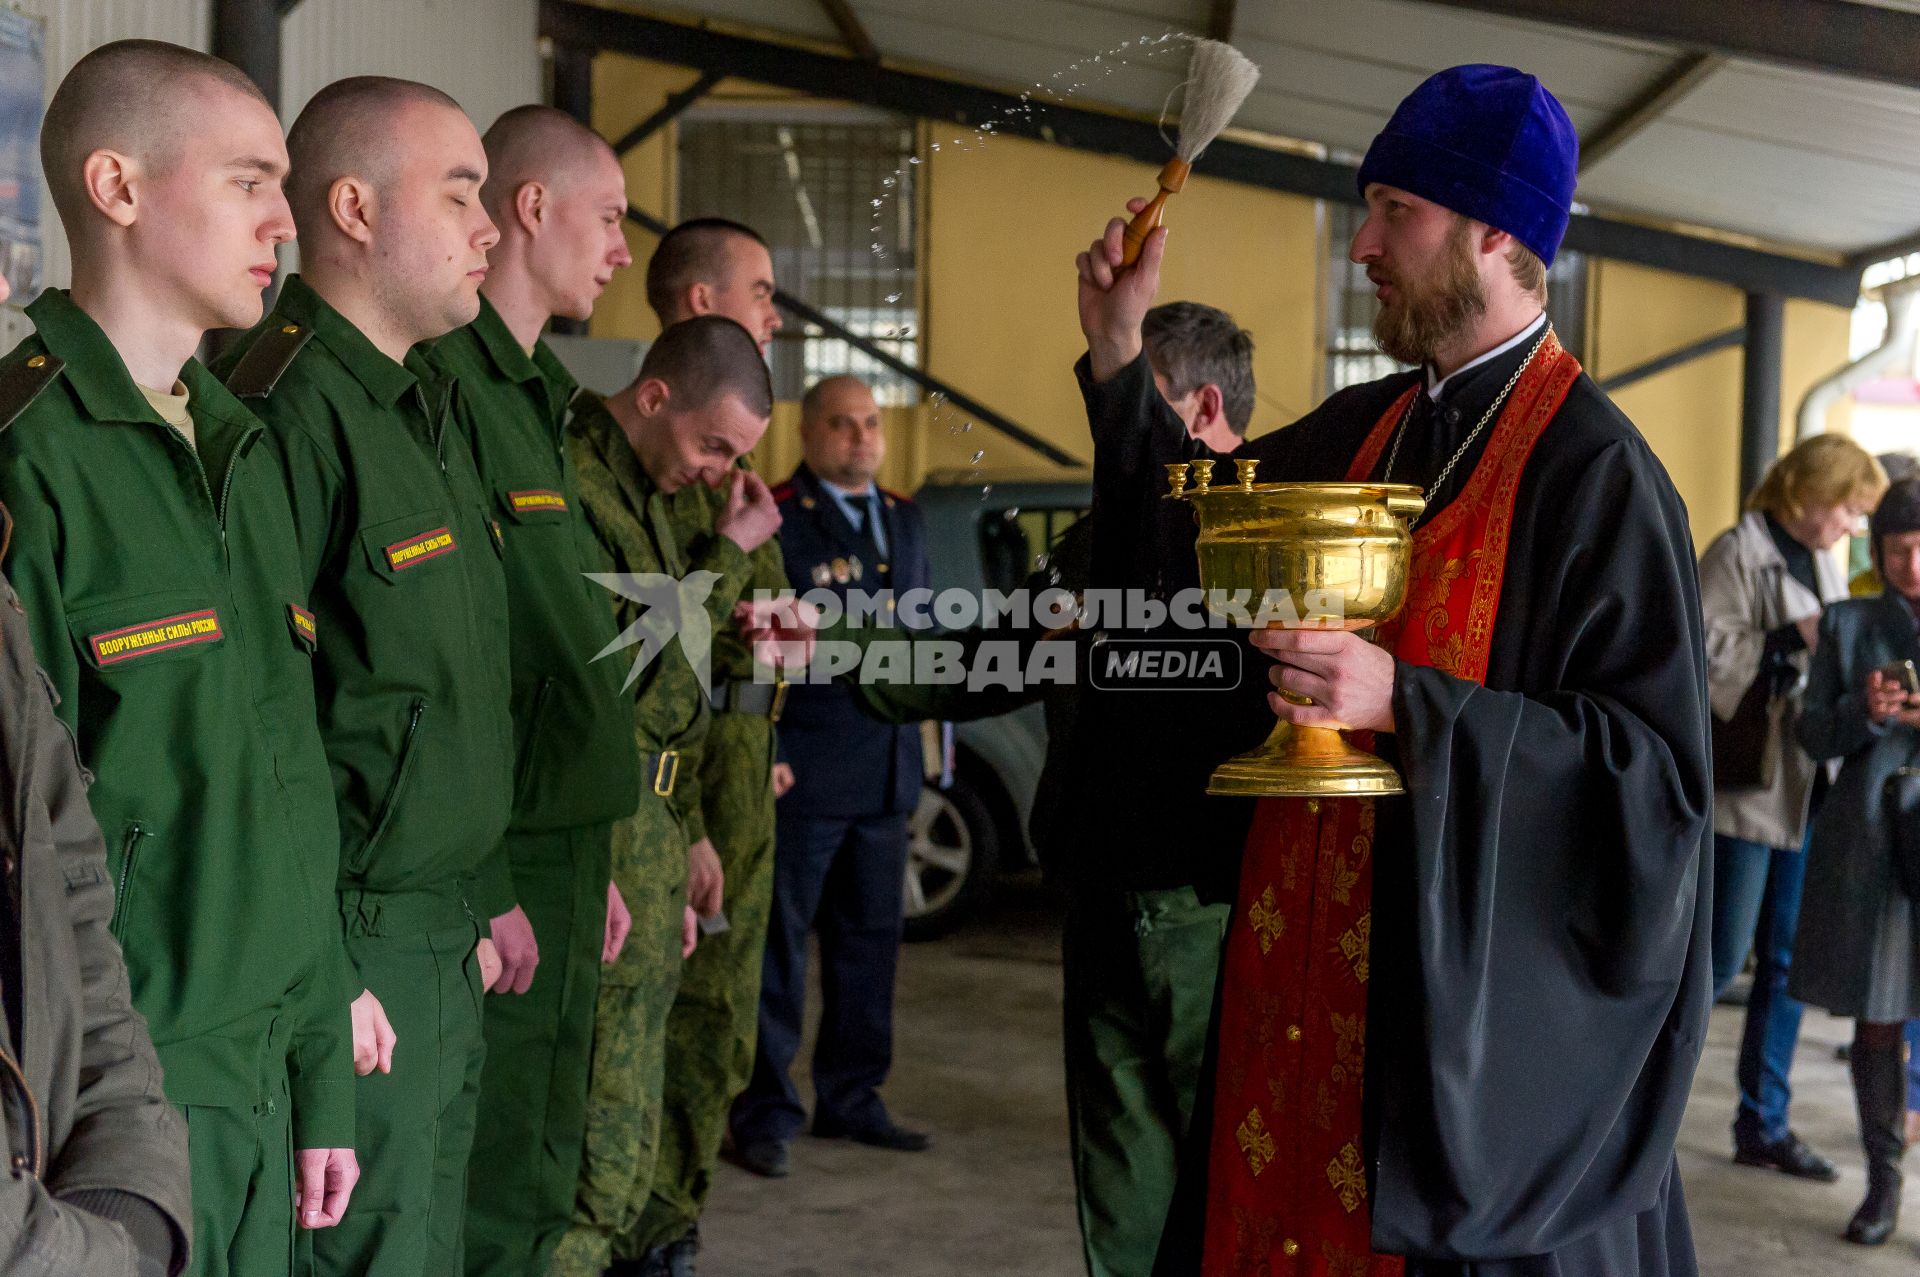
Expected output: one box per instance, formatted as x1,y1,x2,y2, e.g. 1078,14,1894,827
218,277,515,918
0,290,354,1145
567,395,760,843
433,298,640,835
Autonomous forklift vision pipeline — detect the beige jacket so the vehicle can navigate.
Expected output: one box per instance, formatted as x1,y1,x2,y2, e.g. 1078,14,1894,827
1700,511,1847,848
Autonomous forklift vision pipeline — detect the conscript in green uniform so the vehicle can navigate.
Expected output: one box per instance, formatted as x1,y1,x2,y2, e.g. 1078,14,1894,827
551,316,784,1277
217,77,514,1277
441,105,644,1277
616,215,790,1273
0,42,358,1277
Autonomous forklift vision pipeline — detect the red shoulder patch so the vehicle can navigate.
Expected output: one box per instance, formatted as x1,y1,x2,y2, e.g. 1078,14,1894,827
769,481,798,503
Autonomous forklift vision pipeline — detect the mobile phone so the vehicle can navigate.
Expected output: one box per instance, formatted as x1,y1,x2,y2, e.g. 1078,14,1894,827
1881,659,1920,695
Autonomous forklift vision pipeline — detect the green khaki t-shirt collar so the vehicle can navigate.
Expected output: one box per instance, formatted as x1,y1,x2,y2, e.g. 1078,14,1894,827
468,294,579,425
23,288,261,438
272,275,419,409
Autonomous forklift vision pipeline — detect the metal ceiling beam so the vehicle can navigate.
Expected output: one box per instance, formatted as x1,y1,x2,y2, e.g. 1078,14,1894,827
541,0,1861,307
816,0,880,64
1847,227,1920,272
1411,0,1920,93
1207,0,1237,43
1578,52,1725,173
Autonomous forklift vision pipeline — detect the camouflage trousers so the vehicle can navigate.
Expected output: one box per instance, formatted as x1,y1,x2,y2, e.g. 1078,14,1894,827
621,711,779,1256
549,791,688,1277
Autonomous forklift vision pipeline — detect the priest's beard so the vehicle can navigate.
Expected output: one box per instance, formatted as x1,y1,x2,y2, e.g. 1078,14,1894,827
1373,220,1487,366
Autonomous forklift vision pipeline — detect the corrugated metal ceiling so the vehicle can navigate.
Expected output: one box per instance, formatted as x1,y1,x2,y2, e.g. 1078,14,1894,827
608,0,1920,260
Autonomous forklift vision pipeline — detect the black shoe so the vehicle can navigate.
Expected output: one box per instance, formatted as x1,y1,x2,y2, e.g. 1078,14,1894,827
1733,1131,1840,1182
813,1118,931,1152
725,1137,790,1178
1848,1170,1904,1246
663,1224,699,1277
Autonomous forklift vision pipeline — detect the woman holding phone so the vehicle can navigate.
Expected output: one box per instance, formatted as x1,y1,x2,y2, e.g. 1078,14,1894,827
1794,476,1920,1245
1700,435,1884,1184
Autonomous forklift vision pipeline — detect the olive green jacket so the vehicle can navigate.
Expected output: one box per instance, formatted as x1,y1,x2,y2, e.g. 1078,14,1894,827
434,300,640,835
0,556,192,1275
0,290,355,1147
567,396,760,842
218,277,515,922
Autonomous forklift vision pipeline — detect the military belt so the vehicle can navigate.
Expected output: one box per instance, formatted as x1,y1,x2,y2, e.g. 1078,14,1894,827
641,750,681,797
707,678,787,722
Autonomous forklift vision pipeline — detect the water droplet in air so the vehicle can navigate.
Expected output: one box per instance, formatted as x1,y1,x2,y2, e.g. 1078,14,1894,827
979,485,994,501
929,391,947,406
907,156,921,165
970,450,985,463
871,243,885,254
883,177,896,188
871,198,883,208
930,142,941,151
960,420,972,432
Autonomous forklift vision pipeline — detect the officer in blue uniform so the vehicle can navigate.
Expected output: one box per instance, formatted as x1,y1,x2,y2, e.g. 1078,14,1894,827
729,375,931,1175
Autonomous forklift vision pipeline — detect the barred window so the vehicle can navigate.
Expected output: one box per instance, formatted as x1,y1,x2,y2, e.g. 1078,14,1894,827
677,108,920,406
1322,203,1587,394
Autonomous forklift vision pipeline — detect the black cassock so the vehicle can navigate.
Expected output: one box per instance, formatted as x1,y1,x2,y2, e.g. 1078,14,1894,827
1074,323,1714,1276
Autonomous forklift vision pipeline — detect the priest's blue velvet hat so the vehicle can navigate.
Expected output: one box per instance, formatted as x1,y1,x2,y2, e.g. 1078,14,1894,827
1355,64,1578,266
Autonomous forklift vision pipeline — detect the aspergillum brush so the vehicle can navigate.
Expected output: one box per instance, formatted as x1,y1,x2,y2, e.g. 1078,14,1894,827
1120,39,1261,266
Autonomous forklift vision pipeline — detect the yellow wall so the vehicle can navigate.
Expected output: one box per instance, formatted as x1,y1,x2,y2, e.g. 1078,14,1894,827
580,52,1859,542
1588,261,1854,547
921,131,1320,473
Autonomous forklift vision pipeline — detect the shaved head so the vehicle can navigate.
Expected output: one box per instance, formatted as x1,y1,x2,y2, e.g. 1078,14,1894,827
286,76,468,234
40,40,270,233
480,105,619,220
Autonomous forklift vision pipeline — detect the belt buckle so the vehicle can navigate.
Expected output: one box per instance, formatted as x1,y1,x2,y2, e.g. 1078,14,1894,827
654,749,680,797
769,677,788,723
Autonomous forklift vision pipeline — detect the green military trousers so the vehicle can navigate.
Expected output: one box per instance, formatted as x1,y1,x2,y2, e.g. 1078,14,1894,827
304,893,486,1277
464,822,614,1276
1061,885,1228,1277
550,793,689,1276
179,1072,294,1277
622,712,778,1257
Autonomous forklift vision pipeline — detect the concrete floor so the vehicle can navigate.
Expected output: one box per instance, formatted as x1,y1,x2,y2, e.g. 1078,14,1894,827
699,878,1920,1276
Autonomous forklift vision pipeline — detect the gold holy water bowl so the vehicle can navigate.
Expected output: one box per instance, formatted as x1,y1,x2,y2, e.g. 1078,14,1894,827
1167,458,1424,798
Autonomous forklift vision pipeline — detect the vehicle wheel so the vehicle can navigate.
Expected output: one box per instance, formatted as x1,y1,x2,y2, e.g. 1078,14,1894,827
902,771,999,941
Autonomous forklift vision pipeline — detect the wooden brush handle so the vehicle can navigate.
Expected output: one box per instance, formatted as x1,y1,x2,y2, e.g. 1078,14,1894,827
1120,158,1192,267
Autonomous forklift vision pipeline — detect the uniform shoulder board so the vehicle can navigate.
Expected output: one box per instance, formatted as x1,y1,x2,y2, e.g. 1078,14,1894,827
0,352,65,434
224,322,314,399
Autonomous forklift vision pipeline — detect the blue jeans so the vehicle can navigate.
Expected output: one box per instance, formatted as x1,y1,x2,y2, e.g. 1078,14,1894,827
1712,831,1812,1145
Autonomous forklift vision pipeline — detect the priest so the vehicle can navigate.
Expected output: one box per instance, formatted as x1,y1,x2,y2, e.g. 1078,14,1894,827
1073,65,1713,1275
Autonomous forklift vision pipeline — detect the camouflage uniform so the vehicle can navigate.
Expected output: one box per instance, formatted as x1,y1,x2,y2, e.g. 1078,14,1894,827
549,397,754,1276
621,479,790,1258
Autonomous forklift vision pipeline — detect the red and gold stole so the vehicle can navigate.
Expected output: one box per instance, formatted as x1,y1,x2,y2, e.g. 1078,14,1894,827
1199,334,1581,1276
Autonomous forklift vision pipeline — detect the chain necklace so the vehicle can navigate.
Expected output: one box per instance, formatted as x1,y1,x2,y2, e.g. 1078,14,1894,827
1383,323,1554,521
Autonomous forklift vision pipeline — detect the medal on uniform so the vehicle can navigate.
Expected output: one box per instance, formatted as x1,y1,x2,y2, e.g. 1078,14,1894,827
811,562,832,586
831,557,851,584
848,555,863,582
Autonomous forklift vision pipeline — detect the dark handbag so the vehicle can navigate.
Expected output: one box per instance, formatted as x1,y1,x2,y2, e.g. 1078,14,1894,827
1885,767,1920,899
1711,671,1773,790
